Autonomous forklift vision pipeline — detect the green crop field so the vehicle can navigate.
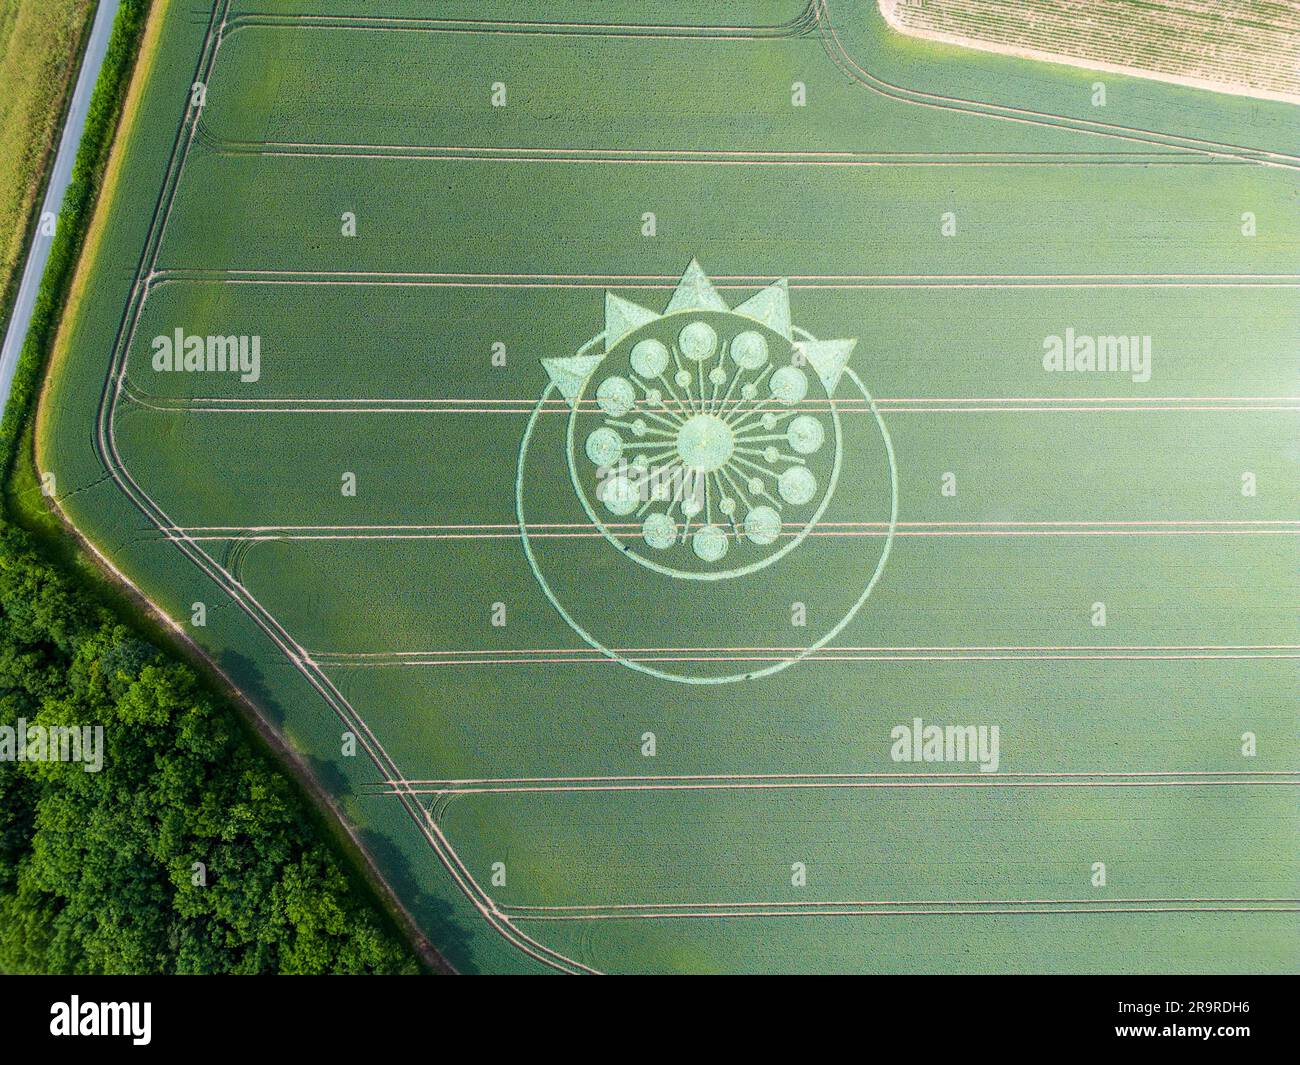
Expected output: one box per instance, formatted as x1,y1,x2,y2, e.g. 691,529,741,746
37,0,1298,973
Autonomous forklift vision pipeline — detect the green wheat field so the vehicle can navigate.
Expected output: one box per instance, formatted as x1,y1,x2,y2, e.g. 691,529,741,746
39,0,1299,973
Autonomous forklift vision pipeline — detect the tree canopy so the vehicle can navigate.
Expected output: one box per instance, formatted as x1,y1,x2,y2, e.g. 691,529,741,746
0,529,418,974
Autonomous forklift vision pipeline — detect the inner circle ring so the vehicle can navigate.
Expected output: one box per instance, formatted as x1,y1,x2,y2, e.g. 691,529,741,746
568,325,842,582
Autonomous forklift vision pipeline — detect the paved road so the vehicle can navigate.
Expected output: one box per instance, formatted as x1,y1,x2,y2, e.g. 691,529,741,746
0,0,123,412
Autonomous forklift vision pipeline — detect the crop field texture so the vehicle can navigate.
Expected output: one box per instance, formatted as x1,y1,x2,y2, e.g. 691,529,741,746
882,0,1300,103
38,0,1299,973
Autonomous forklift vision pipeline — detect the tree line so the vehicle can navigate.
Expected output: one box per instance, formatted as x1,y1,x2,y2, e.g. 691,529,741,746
0,0,420,975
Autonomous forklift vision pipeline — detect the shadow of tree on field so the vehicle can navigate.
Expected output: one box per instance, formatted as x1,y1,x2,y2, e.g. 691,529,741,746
215,649,479,970
216,650,474,969
302,748,352,797
218,649,287,728
360,826,479,974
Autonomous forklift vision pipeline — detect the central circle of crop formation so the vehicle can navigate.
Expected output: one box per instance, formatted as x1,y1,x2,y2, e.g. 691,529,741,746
676,414,734,474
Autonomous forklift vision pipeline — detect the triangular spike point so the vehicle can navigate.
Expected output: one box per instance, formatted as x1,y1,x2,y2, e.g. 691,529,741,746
664,258,729,315
604,292,660,353
795,339,857,395
733,278,792,341
541,354,605,408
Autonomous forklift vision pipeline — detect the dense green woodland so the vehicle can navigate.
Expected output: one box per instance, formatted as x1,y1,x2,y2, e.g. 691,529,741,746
0,0,419,974
0,529,416,973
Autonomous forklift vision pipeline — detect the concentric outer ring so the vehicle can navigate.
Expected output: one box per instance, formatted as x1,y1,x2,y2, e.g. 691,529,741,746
516,333,899,687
